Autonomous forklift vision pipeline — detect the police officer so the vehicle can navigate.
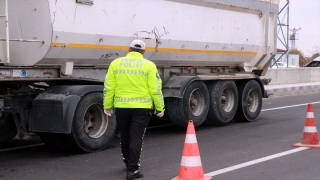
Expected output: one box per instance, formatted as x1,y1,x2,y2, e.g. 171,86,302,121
103,40,165,180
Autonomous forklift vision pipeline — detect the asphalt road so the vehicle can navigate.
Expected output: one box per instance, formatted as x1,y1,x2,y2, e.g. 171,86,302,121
1,92,320,180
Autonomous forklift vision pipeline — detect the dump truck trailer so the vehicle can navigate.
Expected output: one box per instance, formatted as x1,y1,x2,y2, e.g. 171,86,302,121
0,0,279,152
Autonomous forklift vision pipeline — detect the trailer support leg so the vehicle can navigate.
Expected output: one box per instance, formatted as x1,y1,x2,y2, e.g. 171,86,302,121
10,111,31,139
3,97,32,139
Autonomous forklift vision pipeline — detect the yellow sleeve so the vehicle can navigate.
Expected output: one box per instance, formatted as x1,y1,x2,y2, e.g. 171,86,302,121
103,63,115,109
148,63,165,112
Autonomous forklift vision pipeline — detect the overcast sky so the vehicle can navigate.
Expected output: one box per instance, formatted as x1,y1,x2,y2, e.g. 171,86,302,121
278,0,320,57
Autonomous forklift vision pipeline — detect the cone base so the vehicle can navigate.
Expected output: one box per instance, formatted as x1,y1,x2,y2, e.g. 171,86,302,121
292,143,320,148
172,176,212,180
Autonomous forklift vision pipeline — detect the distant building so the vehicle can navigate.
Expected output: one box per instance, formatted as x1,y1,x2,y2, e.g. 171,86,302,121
272,49,300,68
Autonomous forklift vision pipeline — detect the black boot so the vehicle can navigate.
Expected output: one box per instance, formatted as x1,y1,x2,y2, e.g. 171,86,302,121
126,170,143,180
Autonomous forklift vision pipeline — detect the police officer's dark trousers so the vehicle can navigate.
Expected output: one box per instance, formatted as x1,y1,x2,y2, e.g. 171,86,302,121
115,108,151,172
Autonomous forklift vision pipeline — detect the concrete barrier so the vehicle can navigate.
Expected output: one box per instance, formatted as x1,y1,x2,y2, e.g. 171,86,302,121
261,67,320,85
261,67,320,97
264,82,320,97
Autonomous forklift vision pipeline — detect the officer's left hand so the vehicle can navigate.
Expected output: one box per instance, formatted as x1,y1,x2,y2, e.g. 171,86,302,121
155,111,164,118
104,109,113,116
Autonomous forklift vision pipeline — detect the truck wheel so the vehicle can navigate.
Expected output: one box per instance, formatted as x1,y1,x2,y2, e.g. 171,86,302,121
167,81,209,127
234,80,262,122
206,80,238,124
58,92,117,152
0,114,17,144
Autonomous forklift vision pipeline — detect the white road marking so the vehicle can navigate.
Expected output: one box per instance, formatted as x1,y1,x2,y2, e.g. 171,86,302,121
204,102,320,176
0,143,44,152
147,123,174,129
205,147,309,177
261,101,320,112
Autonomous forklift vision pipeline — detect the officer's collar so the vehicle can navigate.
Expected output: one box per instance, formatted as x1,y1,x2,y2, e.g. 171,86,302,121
127,51,144,58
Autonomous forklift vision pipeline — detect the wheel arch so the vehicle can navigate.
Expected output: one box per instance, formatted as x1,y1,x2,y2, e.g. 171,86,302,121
255,76,268,98
166,80,209,127
162,76,199,98
29,85,104,134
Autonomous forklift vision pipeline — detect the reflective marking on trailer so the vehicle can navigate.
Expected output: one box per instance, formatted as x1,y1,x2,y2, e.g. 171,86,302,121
204,147,309,177
64,43,257,55
51,42,67,47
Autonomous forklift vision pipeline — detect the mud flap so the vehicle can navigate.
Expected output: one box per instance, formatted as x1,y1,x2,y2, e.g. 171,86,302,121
29,85,103,134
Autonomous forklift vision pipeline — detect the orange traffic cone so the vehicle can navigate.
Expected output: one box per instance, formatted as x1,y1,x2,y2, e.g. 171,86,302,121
172,120,212,180
292,103,320,148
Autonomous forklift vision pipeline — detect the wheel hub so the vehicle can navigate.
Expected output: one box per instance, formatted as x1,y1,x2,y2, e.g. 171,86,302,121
83,104,108,139
191,98,198,107
247,90,258,112
189,89,205,116
221,87,235,113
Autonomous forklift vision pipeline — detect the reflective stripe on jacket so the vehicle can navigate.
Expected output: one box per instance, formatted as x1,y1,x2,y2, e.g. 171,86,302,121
103,51,165,111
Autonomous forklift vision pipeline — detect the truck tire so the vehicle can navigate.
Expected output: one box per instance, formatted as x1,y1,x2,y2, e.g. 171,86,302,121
0,114,17,144
58,92,117,152
206,80,238,124
167,81,209,127
234,80,262,122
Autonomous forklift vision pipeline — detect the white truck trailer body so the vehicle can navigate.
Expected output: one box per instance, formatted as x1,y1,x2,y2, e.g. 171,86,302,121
0,0,279,152
1,0,278,75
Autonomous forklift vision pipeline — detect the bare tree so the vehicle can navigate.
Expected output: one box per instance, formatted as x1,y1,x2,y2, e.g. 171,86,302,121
311,53,320,59
311,45,320,59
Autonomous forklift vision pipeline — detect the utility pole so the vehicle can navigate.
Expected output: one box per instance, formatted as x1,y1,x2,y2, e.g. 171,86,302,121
275,0,290,68
290,27,301,49
286,1,289,68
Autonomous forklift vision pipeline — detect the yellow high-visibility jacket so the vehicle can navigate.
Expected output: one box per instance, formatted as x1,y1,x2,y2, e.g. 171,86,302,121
103,51,165,112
